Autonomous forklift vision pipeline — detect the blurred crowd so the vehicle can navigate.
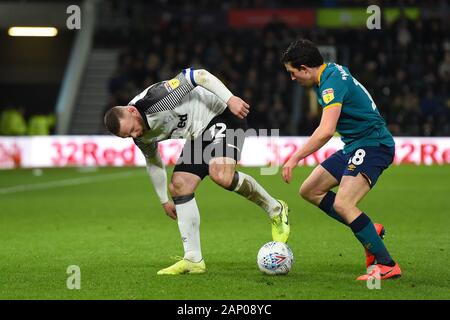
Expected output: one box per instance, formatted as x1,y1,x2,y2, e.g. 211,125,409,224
103,4,450,136
106,0,443,11
334,13,450,136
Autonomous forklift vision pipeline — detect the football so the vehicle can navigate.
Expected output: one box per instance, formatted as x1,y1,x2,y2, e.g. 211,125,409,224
257,241,294,275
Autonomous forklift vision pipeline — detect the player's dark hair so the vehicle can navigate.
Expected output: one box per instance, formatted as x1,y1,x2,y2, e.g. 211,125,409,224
281,39,324,69
104,107,125,136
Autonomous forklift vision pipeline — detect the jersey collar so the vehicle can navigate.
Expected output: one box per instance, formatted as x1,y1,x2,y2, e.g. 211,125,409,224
317,63,328,86
132,102,151,130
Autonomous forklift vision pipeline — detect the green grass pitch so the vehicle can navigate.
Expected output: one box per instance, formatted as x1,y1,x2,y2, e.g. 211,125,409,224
0,165,449,300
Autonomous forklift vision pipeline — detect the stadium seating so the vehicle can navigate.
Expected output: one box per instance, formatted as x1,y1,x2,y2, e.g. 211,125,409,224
99,1,449,136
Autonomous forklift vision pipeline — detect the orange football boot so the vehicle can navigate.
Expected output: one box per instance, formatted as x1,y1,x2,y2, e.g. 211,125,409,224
356,263,402,281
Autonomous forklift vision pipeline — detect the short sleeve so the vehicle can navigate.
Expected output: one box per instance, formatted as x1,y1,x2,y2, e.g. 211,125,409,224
320,77,348,110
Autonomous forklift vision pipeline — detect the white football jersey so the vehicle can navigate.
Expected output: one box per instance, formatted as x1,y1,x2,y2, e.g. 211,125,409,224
129,68,227,158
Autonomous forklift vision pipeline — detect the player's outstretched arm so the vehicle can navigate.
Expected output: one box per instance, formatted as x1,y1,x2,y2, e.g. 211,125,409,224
282,106,341,183
187,68,250,119
145,147,177,220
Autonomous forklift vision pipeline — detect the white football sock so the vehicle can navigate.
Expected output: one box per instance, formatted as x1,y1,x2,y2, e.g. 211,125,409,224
174,196,202,262
232,172,281,218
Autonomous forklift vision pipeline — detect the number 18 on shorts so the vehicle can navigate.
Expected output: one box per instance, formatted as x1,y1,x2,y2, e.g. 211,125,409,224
321,145,395,188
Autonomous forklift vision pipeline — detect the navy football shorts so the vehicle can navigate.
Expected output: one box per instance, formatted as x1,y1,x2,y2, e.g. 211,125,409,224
321,145,395,188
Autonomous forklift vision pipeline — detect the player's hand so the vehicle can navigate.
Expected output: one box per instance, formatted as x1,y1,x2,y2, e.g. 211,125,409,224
227,96,250,119
162,201,177,220
282,158,299,184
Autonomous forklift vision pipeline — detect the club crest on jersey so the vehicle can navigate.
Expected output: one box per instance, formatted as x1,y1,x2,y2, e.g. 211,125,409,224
322,88,335,104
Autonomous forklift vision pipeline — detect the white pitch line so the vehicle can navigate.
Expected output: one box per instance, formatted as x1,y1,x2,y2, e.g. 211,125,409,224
0,171,141,195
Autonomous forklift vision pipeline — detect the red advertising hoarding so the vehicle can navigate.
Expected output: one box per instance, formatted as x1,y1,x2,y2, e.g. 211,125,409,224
229,9,315,28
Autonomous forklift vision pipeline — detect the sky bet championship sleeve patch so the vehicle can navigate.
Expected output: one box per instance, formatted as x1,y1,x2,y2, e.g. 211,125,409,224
164,78,181,92
322,88,335,104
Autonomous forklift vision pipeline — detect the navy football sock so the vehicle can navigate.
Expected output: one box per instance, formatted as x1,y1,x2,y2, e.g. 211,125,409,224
318,191,346,224
349,213,395,266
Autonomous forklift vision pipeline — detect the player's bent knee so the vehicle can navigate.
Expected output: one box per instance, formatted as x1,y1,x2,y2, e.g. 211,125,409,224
209,167,234,189
169,175,195,197
333,198,350,216
299,183,320,203
299,183,311,200
208,161,235,189
210,172,234,189
168,182,177,196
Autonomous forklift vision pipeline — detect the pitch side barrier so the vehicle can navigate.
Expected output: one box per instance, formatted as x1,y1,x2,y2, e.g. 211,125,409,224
1,135,450,169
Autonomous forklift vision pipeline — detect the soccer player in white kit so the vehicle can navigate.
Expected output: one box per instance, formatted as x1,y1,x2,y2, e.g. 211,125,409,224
104,68,290,275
